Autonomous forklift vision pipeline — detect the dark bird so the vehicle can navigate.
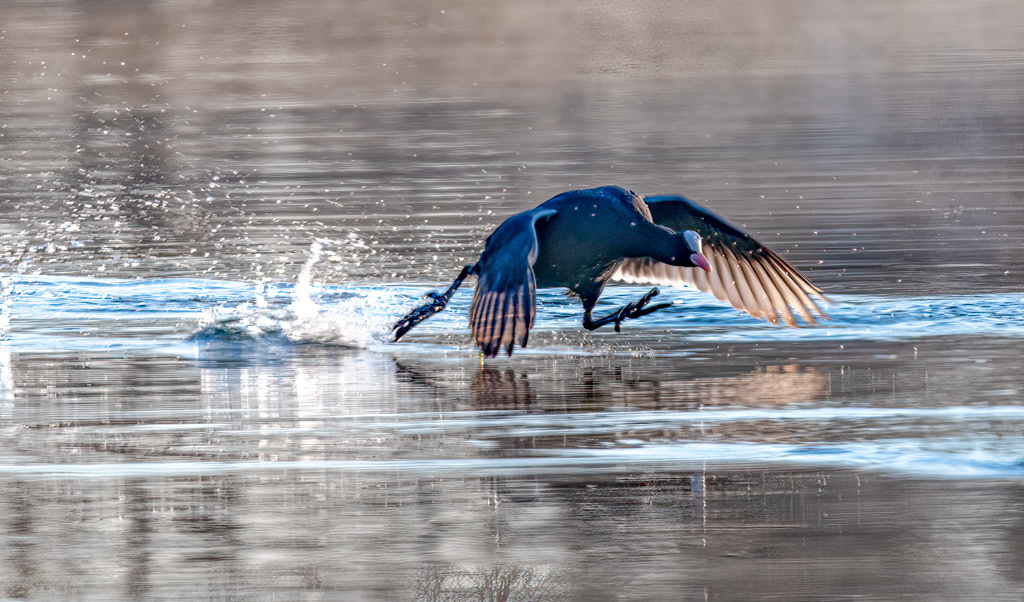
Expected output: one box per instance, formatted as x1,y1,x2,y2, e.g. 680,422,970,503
393,186,829,357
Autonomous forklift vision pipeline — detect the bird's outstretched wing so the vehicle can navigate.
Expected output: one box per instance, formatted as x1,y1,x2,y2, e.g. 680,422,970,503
613,195,830,326
470,208,557,356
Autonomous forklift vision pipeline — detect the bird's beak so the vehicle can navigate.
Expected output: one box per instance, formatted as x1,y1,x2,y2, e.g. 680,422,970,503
691,252,712,272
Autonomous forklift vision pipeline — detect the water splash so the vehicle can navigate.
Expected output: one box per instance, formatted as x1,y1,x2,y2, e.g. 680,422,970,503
192,241,408,347
192,288,408,347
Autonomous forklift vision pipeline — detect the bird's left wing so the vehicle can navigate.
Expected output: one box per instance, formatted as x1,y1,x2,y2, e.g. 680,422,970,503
613,195,830,326
470,208,557,356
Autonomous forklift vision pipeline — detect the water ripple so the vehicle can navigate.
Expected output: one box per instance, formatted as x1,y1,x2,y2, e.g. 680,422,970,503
0,437,1021,480
3,274,1023,353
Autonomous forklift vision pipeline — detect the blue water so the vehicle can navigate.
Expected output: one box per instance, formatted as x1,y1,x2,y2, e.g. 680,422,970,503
6,272,1022,350
4,271,1023,480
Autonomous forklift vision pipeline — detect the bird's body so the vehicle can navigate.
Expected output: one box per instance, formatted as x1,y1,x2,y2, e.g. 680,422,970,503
393,186,829,357
484,187,685,309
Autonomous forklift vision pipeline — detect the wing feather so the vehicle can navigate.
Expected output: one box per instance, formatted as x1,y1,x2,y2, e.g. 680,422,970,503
748,258,796,326
613,195,829,326
704,253,731,306
470,208,554,356
761,250,828,321
736,255,774,323
725,250,762,320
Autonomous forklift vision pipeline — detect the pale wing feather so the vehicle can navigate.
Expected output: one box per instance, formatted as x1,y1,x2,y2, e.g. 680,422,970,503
748,259,796,326
736,256,775,324
724,251,763,320
612,195,829,326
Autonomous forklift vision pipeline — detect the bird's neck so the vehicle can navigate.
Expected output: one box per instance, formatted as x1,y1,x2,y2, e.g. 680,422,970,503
627,224,685,265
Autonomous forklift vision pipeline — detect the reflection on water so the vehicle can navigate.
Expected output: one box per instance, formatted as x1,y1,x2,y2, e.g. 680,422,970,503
1,463,1023,598
2,275,1024,597
3,0,1024,598
412,565,570,602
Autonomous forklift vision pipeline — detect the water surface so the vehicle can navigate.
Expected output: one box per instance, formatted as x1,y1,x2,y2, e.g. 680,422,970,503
2,0,1024,599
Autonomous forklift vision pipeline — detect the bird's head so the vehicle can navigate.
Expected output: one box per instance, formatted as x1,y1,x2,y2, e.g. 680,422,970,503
668,230,712,271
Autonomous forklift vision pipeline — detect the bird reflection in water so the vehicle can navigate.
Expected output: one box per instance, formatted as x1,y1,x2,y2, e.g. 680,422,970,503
395,359,826,412
618,364,827,410
471,368,536,410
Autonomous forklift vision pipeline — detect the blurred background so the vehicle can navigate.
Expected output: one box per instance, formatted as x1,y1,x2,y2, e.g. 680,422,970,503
4,0,1024,291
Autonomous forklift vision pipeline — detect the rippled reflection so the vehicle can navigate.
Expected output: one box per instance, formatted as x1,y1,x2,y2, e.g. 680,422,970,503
1,467,1022,598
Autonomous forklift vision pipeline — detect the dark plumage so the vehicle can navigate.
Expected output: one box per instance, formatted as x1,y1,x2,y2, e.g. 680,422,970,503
394,186,829,357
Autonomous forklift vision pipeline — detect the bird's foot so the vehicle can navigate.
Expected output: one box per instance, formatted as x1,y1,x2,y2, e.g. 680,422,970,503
611,289,672,332
392,264,476,342
584,288,672,332
392,298,446,341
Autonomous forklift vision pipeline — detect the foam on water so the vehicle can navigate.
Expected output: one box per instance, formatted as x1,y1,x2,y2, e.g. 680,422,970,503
190,283,409,348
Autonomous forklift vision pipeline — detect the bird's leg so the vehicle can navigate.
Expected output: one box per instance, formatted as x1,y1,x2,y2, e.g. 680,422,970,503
393,265,476,342
582,287,672,332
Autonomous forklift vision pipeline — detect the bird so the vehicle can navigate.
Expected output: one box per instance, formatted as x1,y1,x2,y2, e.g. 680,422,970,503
393,185,829,357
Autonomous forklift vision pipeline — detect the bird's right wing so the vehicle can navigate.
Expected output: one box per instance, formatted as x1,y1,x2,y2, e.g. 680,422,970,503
613,195,830,326
470,208,557,356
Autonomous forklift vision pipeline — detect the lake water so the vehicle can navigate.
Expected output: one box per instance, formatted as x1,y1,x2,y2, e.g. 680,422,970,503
3,1,1024,599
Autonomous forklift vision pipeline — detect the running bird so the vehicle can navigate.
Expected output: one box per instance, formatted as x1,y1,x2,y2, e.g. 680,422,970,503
393,186,829,357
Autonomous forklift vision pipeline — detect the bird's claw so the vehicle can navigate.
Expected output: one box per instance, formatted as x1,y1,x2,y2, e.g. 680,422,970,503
392,265,476,343
392,299,444,341
586,287,669,332
611,290,668,331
